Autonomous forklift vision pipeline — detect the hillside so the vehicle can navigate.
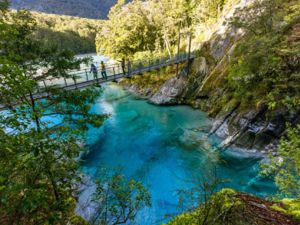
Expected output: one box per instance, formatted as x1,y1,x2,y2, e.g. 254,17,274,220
10,0,117,19
31,11,102,53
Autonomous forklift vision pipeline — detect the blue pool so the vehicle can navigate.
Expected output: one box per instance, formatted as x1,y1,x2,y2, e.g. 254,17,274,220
79,83,276,224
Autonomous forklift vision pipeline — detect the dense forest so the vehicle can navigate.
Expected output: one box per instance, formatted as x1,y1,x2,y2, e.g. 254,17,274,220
31,11,102,54
96,0,239,59
10,0,118,19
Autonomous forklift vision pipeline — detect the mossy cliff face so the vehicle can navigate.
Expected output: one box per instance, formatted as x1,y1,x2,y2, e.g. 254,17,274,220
119,65,178,98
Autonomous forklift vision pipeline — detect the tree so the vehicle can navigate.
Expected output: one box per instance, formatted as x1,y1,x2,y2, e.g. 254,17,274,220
95,0,237,60
168,189,246,225
169,169,248,225
91,169,151,225
228,0,284,36
0,4,105,224
261,125,300,198
194,0,227,25
31,11,102,54
96,0,159,59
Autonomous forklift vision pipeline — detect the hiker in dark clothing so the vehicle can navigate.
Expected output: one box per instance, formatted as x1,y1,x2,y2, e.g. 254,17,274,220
90,63,98,80
127,59,132,77
101,61,108,79
121,58,126,75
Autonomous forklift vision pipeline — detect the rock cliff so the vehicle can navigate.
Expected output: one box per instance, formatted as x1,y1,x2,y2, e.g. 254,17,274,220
122,0,300,152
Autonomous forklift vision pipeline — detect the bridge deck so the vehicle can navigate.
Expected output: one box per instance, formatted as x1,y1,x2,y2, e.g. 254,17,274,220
63,54,194,90
0,53,195,109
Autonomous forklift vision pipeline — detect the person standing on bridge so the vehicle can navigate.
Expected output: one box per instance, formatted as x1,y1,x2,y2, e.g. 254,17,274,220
121,58,126,75
90,63,98,80
100,61,108,80
127,59,132,77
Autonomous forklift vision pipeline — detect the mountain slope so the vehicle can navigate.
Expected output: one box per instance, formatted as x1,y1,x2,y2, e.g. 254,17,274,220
10,0,117,19
31,11,102,53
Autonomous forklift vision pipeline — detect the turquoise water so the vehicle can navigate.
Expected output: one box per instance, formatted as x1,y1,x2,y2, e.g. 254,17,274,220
80,83,276,224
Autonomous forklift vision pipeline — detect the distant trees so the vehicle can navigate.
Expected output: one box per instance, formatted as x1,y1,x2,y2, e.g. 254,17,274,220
10,0,116,19
1,9,102,54
31,11,102,54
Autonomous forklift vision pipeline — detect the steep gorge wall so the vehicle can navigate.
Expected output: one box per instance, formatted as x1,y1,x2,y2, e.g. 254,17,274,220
131,0,300,152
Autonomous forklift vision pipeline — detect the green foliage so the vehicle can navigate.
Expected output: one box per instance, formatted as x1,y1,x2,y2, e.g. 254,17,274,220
96,0,235,60
10,0,116,19
0,0,8,10
119,65,177,95
30,11,102,54
92,169,151,225
227,0,300,110
193,0,232,25
0,4,150,224
167,189,246,225
271,198,300,221
0,131,85,224
0,5,106,224
96,0,159,59
228,0,285,36
261,125,300,199
4,9,102,54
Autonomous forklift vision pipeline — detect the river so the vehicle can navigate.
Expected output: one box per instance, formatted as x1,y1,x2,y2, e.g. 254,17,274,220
78,83,276,224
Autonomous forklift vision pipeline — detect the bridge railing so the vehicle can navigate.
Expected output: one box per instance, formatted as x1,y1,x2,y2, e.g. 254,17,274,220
37,51,196,91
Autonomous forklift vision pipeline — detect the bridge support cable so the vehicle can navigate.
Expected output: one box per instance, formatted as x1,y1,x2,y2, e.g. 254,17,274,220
186,32,193,76
85,69,89,82
176,29,181,77
176,29,194,77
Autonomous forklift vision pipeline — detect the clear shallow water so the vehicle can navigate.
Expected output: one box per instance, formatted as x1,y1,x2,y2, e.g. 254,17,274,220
80,83,276,224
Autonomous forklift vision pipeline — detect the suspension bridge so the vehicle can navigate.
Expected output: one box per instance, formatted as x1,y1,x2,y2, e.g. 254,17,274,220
0,51,195,110
44,53,194,89
36,52,194,96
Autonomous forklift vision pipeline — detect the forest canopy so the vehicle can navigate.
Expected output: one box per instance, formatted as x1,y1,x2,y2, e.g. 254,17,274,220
29,11,102,54
96,0,236,60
